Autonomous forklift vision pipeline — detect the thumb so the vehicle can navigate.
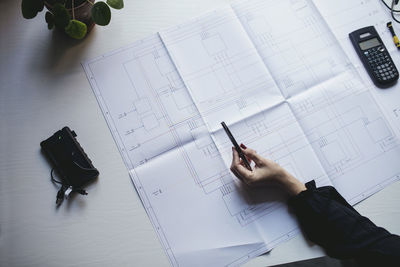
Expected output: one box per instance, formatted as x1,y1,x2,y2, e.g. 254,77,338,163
242,148,264,166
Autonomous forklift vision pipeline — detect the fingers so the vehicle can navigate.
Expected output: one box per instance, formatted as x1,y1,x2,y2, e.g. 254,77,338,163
231,147,241,167
235,163,253,180
239,144,253,164
231,168,243,181
230,148,242,180
242,147,264,166
230,147,252,180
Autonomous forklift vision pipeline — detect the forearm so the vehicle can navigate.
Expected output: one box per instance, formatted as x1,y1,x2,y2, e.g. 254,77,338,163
289,181,400,265
229,145,400,264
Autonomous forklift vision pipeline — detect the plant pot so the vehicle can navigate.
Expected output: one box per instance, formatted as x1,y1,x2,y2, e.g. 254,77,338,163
45,0,95,33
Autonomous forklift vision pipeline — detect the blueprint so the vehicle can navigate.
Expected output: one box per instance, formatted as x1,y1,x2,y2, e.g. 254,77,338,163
83,0,400,266
313,0,400,143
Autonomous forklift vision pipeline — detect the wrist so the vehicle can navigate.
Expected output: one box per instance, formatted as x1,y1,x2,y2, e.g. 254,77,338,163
279,171,306,196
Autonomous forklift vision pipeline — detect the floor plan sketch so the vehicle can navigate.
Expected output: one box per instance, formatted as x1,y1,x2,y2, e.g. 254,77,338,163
313,0,400,139
84,32,312,267
160,7,284,132
288,71,400,203
83,0,400,266
232,0,352,98
313,0,393,65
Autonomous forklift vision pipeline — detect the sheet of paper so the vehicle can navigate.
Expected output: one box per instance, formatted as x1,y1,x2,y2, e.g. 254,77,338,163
232,0,352,98
83,33,282,267
313,0,394,64
83,7,329,266
288,70,400,203
211,102,331,243
158,7,332,261
309,0,400,202
83,0,400,266
313,0,400,137
159,7,284,132
83,34,204,170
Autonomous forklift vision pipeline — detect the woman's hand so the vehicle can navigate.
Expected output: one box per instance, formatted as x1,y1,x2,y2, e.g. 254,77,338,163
230,144,306,196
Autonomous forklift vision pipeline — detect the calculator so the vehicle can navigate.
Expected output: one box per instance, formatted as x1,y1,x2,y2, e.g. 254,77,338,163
349,26,398,87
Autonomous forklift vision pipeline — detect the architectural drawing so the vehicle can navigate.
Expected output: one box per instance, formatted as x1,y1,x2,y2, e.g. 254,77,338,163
313,0,400,140
288,71,400,203
83,0,400,266
232,0,351,98
160,7,284,132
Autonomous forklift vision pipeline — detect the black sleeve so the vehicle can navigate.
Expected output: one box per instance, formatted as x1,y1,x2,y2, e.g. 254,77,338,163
288,180,400,266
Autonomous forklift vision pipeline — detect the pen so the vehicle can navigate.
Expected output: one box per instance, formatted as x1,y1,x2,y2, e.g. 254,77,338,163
221,121,252,171
387,22,400,49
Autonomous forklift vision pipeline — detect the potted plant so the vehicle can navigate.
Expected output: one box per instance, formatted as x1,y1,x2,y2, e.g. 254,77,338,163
21,0,124,39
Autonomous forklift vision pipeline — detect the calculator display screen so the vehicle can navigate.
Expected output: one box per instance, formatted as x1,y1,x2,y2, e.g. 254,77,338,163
359,38,381,50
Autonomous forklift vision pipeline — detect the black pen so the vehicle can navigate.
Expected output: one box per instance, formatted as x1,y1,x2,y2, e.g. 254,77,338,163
221,121,252,171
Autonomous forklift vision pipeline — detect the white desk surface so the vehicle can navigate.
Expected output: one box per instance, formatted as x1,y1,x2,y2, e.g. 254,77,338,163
1,0,400,266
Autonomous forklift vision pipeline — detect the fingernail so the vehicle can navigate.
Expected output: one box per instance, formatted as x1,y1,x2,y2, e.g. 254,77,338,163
240,143,247,149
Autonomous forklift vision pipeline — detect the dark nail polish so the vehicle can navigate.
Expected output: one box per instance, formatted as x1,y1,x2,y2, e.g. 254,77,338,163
240,143,247,149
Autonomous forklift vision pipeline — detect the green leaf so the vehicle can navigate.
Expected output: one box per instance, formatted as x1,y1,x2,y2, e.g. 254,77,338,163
65,19,87,39
45,11,53,23
21,0,38,19
106,0,124,9
53,3,70,29
46,0,67,5
21,0,44,19
91,2,111,26
45,11,54,30
37,0,44,12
